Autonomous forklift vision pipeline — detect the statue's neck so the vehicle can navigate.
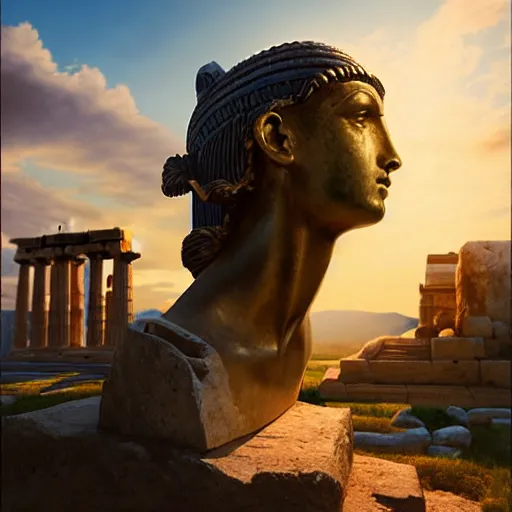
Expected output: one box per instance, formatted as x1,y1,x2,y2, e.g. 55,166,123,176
166,182,337,351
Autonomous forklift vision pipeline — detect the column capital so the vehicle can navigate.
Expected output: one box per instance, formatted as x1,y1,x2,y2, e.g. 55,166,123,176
14,249,34,265
116,251,141,264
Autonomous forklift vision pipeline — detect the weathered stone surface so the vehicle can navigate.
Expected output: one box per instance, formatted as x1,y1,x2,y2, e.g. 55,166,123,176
431,337,484,360
354,427,431,454
480,360,511,388
99,322,241,451
468,387,511,407
391,407,426,429
432,426,471,448
346,383,408,403
461,316,493,338
352,336,388,360
456,241,511,328
415,325,439,339
343,455,425,512
424,490,481,512
492,321,511,343
467,407,511,426
369,361,433,385
492,417,511,427
2,397,354,512
430,360,479,385
484,337,504,358
406,385,475,408
445,406,468,426
427,445,462,458
439,328,455,337
339,359,373,383
318,368,348,400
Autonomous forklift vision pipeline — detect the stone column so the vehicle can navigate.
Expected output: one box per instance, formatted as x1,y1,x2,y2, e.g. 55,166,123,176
69,258,86,348
104,275,114,347
48,255,71,348
86,255,104,347
111,251,140,347
30,258,50,348
13,258,32,349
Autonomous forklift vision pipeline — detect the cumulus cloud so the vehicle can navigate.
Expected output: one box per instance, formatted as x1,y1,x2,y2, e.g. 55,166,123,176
1,23,183,206
0,22,192,312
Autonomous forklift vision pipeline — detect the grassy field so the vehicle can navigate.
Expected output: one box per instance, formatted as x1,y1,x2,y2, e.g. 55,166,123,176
2,360,510,511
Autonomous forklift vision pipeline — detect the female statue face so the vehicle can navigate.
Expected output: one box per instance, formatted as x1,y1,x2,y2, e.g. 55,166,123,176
255,80,402,235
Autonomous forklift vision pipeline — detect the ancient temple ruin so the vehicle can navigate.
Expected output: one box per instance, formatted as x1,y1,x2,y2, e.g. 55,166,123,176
320,240,511,408
9,227,140,352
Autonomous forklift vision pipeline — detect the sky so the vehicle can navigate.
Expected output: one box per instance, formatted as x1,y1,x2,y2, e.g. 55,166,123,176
1,0,510,317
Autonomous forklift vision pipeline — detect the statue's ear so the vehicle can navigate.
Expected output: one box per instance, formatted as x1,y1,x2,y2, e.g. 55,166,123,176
253,111,295,166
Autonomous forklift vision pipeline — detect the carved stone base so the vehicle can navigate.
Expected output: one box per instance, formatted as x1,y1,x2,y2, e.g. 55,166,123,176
2,397,353,512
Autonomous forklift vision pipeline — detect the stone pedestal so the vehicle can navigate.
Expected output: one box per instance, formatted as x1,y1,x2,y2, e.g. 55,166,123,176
2,397,353,512
31,259,50,348
13,260,31,349
86,256,104,347
110,251,140,347
70,259,86,348
48,257,71,348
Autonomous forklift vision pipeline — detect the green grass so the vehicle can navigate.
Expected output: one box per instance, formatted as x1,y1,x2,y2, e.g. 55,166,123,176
1,380,103,416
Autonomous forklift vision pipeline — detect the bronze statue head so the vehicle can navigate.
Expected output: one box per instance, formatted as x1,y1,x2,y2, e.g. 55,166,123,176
162,41,401,278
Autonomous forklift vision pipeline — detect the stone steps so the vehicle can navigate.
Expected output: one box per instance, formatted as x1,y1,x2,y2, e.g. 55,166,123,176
320,368,511,407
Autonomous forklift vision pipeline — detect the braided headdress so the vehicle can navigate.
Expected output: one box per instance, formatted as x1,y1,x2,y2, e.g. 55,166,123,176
161,41,384,231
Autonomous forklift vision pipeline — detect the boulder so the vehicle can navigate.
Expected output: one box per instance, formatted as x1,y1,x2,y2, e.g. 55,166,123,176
456,241,511,329
343,455,425,512
467,407,511,426
432,426,471,448
445,406,468,426
427,445,462,458
1,398,354,512
391,407,426,429
439,328,455,337
354,427,431,454
461,316,493,338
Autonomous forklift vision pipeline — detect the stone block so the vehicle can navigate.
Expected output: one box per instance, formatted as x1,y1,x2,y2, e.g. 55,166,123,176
2,397,354,512
345,384,408,403
343,455,425,512
480,361,511,389
318,368,348,401
456,240,511,327
406,385,475,408
439,328,455,337
368,361,433,385
431,360,480,385
468,387,511,408
467,407,511,426
484,338,504,358
339,358,372,383
461,316,493,338
88,227,124,242
354,428,431,455
493,321,511,343
431,337,484,360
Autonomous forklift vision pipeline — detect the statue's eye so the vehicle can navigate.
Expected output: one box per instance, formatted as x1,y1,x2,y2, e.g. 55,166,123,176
354,110,369,124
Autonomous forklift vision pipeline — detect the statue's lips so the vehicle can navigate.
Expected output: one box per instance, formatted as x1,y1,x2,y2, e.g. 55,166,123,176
376,176,391,199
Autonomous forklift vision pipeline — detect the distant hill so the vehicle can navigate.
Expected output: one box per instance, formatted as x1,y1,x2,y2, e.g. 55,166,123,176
1,308,417,361
134,309,163,320
310,310,418,357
